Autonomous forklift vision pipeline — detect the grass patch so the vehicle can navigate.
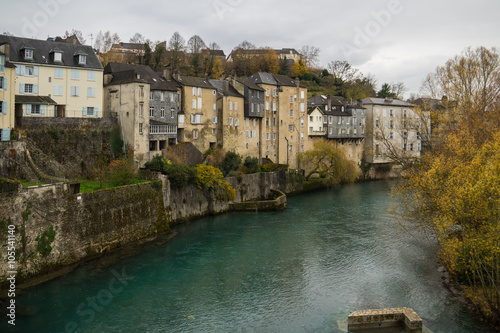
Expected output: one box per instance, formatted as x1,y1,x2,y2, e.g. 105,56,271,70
78,178,148,193
21,181,45,188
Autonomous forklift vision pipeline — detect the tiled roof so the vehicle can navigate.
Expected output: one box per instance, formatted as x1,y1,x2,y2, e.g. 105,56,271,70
16,95,57,104
174,75,214,89
361,97,414,107
236,77,265,91
0,35,102,70
209,80,244,98
104,63,178,91
249,72,305,88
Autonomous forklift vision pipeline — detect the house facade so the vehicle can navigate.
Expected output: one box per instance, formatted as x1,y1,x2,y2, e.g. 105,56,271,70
0,35,103,119
249,72,308,169
0,44,15,141
174,75,218,153
361,97,421,165
104,63,179,166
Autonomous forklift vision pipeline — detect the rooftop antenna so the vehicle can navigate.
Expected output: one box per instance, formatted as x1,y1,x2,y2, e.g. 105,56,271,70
89,33,93,48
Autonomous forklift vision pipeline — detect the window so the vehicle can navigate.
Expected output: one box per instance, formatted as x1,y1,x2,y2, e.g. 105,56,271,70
71,86,79,96
191,114,202,124
301,118,304,127
55,68,63,79
161,92,165,101
30,105,41,114
272,101,277,112
290,96,294,103
24,84,34,94
197,98,202,110
417,132,421,140
54,85,63,96
266,88,269,96
192,99,197,109
323,116,327,123
212,90,216,95
229,117,233,126
301,91,305,100
273,133,276,141
87,107,95,116
301,132,304,140
213,103,217,111
375,119,379,128
290,109,294,118
139,123,143,134
25,66,34,76
71,70,79,80
300,103,305,112
78,55,87,65
139,86,144,98
171,108,175,118
289,145,293,152
389,109,394,117
24,49,34,60
193,129,199,139
266,117,269,127
272,89,277,97
389,132,394,139
52,52,62,63
289,125,294,132
309,116,313,122
234,102,238,111
266,101,269,111
390,120,394,129
87,87,95,97
160,107,165,118
229,101,233,111
0,77,5,90
150,91,154,100
235,119,239,126
139,103,144,117
266,133,270,141
87,71,96,81
197,87,202,96
212,116,218,124
0,55,4,72
150,106,154,117
192,87,196,96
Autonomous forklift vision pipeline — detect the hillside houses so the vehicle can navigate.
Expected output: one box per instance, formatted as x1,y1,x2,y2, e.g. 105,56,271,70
0,34,422,174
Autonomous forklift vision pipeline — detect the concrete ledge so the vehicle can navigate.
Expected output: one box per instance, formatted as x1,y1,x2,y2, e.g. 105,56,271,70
229,189,287,212
348,308,423,333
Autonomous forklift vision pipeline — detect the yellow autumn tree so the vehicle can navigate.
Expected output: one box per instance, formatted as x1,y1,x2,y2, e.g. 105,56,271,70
196,164,236,201
395,46,500,323
211,57,224,80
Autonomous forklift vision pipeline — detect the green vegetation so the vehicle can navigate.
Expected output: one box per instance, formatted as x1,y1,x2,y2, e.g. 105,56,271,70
196,164,236,201
36,226,56,257
395,46,500,324
222,151,242,176
78,178,148,193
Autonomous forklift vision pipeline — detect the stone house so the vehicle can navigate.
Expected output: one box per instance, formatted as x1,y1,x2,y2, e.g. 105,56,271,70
0,35,103,119
361,97,421,165
0,43,16,141
248,72,308,169
173,74,218,153
103,63,179,167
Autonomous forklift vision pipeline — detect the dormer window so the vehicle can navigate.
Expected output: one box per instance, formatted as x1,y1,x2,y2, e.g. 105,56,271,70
51,50,63,63
78,55,86,65
24,48,34,60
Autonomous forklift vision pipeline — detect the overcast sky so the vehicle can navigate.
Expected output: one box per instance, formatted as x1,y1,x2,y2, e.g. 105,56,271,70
3,0,499,98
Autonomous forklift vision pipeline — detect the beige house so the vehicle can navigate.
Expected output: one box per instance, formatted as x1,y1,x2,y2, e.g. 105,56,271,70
173,75,218,153
0,35,103,119
361,97,421,165
210,79,262,160
249,73,308,169
0,43,15,141
103,63,179,167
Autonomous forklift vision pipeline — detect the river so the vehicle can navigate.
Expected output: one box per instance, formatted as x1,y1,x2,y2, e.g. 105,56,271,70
5,181,490,332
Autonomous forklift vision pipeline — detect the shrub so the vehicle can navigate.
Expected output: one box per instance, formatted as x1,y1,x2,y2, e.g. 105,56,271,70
196,164,236,200
243,156,259,174
145,155,170,172
222,151,242,176
164,163,196,189
108,158,137,186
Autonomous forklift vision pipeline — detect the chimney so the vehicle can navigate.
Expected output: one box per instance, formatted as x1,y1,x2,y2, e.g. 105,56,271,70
103,73,113,85
385,96,393,103
0,44,10,61
163,68,172,80
327,96,332,112
223,80,230,96
172,70,180,81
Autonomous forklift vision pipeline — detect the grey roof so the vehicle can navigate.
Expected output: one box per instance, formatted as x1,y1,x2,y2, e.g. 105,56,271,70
174,75,214,89
104,63,178,91
110,42,146,51
0,35,102,70
236,77,265,91
307,106,324,115
361,97,413,107
209,80,244,98
16,95,57,105
249,72,304,87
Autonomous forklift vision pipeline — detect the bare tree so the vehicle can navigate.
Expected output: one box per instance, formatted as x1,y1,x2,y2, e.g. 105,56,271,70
299,45,320,69
327,60,360,82
235,40,256,50
64,29,86,44
94,31,120,53
168,32,186,71
391,82,408,100
187,35,206,54
129,33,145,44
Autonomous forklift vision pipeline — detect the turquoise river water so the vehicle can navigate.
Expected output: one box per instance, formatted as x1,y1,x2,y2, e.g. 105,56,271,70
3,181,492,332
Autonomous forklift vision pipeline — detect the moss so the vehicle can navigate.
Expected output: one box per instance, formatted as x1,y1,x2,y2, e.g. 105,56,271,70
36,226,56,257
22,205,32,221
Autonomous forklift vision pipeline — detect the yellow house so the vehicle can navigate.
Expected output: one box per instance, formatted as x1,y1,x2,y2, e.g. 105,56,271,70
0,43,15,141
248,73,308,169
0,35,103,119
174,74,218,153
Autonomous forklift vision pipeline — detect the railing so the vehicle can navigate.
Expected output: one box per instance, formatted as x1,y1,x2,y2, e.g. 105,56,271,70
150,124,177,135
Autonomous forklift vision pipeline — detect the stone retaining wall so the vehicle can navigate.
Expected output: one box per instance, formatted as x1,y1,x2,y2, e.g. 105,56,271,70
347,308,423,333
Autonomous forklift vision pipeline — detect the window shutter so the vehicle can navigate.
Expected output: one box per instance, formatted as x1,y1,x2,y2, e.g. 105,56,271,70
95,107,99,117
2,77,6,90
26,104,31,115
192,87,196,96
197,87,201,96
34,66,39,77
197,98,202,110
2,101,7,114
15,66,20,75
83,107,87,116
20,66,25,76
33,84,39,94
1,128,10,141
20,83,24,93
40,105,46,115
